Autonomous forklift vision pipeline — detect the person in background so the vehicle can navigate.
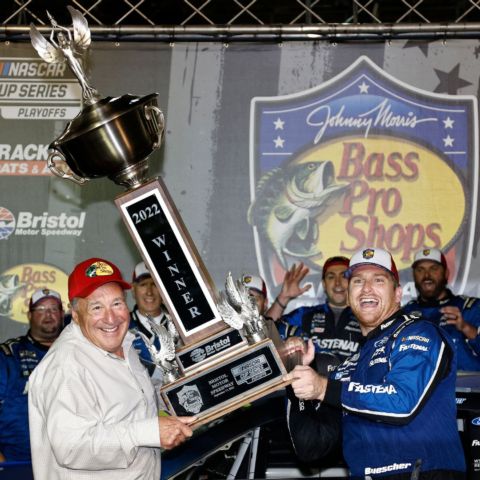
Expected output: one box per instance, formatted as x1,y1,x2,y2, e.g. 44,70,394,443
286,247,465,479
0,288,64,462
404,248,480,371
129,261,179,381
28,257,194,480
265,257,362,364
242,273,282,344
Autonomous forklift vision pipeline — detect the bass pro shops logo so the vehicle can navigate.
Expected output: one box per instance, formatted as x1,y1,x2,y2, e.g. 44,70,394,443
249,55,477,296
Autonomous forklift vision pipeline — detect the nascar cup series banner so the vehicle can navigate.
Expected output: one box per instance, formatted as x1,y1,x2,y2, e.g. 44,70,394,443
0,40,479,340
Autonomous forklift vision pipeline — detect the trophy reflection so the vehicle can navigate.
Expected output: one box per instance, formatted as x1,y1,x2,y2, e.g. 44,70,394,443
30,8,288,427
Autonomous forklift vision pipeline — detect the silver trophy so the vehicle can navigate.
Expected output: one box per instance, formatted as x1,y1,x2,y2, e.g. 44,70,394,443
216,272,267,344
137,316,180,384
30,7,164,189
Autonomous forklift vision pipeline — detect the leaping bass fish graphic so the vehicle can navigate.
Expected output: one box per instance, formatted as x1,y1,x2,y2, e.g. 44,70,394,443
248,160,348,268
0,274,25,316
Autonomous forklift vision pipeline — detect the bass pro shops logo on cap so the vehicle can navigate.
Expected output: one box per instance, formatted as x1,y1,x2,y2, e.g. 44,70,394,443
85,261,114,278
362,249,375,260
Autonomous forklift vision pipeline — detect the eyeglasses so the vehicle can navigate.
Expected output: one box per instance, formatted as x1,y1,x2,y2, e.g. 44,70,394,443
31,306,62,314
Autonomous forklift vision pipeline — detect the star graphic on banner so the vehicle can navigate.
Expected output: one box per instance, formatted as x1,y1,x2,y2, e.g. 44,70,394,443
443,117,454,129
274,136,285,148
443,135,454,147
358,81,369,93
402,40,429,57
274,117,285,130
434,64,472,94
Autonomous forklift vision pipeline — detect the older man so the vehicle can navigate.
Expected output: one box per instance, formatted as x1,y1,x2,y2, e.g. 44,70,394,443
285,248,465,479
404,248,480,371
28,257,194,480
0,288,64,462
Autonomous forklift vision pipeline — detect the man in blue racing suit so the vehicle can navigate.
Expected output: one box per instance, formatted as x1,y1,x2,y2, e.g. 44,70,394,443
0,288,64,462
265,257,362,363
285,247,465,479
129,261,179,390
403,248,480,371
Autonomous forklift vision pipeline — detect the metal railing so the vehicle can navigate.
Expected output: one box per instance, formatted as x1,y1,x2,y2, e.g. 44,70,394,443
1,0,480,41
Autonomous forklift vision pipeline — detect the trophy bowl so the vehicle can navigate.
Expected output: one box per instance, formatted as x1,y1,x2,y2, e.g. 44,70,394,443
48,93,164,188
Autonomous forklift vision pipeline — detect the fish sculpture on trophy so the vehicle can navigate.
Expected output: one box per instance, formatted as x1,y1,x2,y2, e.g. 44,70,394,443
30,8,289,427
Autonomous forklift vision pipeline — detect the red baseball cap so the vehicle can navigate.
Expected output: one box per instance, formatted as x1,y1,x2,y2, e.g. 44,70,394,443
322,256,350,279
68,258,131,301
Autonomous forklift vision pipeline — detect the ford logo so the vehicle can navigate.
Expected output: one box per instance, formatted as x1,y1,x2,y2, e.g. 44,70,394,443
471,417,480,426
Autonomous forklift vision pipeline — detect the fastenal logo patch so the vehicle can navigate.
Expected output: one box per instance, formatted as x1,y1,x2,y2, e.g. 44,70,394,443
0,263,68,324
249,55,476,296
0,208,86,238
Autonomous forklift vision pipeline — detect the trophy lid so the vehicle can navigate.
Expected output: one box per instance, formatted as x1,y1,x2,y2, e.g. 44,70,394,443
52,93,158,145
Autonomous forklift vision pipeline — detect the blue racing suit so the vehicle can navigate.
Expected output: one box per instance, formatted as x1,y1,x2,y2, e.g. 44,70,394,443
324,310,465,478
129,306,164,377
404,289,480,371
0,331,49,461
278,303,362,362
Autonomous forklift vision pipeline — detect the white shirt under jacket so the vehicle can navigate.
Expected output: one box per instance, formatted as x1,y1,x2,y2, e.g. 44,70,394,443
28,322,161,480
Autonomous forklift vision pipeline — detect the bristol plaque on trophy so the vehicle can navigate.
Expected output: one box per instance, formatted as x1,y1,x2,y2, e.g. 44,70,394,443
30,7,288,427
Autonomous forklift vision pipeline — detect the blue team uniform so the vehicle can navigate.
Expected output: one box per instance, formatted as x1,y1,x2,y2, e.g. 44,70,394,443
0,332,49,461
324,310,465,478
404,289,480,371
278,303,362,361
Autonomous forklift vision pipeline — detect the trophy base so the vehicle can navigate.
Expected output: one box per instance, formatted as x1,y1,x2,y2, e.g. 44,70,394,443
161,338,287,427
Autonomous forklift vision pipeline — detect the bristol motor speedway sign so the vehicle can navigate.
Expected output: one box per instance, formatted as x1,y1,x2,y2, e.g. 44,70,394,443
249,56,477,301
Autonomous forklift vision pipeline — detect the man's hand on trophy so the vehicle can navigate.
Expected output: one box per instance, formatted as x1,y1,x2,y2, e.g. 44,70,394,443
158,415,196,449
283,362,328,402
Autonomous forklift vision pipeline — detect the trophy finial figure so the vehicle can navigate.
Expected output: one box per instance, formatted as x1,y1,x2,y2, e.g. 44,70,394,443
30,6,99,104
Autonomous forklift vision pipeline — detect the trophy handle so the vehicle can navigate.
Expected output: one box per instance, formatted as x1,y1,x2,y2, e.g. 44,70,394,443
47,150,89,185
144,105,165,149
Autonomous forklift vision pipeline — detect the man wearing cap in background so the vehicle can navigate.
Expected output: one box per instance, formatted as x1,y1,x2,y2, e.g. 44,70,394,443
130,261,179,383
265,258,362,365
404,248,480,371
0,288,64,462
28,258,194,480
285,248,465,479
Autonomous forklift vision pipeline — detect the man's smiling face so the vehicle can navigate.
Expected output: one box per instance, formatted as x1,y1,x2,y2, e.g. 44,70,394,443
73,282,130,358
413,260,448,301
348,265,402,335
